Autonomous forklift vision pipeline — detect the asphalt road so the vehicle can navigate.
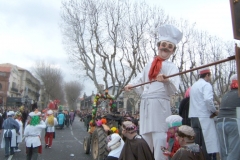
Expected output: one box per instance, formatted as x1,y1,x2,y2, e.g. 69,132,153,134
0,117,93,160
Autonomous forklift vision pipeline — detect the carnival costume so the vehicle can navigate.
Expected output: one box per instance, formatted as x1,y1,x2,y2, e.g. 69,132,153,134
1,111,19,158
45,110,58,148
189,67,219,160
24,111,46,160
128,24,182,160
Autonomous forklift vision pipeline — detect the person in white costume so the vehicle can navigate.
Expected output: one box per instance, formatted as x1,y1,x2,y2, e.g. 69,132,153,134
14,111,23,152
1,110,20,158
44,109,58,148
124,24,183,160
24,110,46,160
188,67,219,160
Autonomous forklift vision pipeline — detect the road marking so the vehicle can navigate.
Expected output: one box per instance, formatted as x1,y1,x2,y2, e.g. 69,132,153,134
71,131,73,135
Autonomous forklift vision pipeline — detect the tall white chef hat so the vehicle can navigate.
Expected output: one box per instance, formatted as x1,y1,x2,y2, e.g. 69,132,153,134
158,24,183,45
165,115,183,128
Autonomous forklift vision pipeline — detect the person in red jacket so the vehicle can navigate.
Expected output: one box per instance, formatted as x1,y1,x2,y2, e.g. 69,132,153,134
162,115,182,159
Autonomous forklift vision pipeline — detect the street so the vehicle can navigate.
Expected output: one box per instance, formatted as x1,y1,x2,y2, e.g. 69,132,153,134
0,117,93,160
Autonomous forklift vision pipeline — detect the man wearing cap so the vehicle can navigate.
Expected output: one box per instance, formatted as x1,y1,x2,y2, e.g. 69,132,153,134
24,111,46,160
188,67,219,160
45,109,58,148
1,110,20,158
124,24,182,160
216,74,240,160
172,125,205,160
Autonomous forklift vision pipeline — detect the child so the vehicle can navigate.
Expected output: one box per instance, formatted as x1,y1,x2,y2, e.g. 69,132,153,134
162,115,183,159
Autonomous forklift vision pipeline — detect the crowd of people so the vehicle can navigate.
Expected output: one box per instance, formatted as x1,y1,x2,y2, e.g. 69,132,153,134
0,106,77,159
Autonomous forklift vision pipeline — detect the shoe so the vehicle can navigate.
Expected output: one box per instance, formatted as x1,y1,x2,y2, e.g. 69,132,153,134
45,144,49,148
14,149,21,152
48,146,51,148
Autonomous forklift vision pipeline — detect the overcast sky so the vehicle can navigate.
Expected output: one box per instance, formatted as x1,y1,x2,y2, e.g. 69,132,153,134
0,0,235,96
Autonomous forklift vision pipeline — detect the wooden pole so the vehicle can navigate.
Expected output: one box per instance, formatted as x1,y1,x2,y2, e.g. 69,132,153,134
128,55,236,89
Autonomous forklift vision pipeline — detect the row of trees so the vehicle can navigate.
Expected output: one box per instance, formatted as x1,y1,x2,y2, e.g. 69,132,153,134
60,0,237,104
33,61,84,110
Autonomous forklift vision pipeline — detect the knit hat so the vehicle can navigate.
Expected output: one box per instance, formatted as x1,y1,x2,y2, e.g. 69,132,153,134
15,111,22,117
178,125,195,137
158,24,183,45
47,110,53,115
166,115,182,128
122,121,137,133
198,67,211,75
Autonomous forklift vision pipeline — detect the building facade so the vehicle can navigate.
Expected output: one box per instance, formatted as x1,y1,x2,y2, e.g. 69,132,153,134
0,63,41,110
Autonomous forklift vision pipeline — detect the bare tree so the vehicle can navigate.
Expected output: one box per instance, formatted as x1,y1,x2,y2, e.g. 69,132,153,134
64,81,84,110
61,0,236,104
60,0,169,98
33,61,65,104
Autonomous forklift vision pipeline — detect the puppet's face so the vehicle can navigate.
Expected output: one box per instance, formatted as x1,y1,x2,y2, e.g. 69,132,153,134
157,41,175,60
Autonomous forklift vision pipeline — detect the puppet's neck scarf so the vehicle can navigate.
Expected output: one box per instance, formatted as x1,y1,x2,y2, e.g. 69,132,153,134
148,56,165,81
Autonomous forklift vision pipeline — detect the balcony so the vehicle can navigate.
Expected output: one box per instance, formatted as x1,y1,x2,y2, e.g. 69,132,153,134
11,87,19,93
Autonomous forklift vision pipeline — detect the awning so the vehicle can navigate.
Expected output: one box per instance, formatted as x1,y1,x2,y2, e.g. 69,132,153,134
6,97,22,106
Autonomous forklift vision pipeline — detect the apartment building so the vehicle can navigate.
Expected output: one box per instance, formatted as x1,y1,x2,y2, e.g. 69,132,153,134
0,63,41,108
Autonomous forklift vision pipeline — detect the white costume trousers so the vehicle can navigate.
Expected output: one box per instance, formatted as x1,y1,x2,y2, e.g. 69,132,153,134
142,132,167,160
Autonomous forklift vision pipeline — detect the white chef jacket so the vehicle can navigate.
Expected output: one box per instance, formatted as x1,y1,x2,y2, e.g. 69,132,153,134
129,60,180,134
15,119,23,143
189,78,216,117
188,78,219,153
24,120,46,147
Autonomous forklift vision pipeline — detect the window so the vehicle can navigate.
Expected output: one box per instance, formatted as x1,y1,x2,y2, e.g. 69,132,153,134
12,82,16,88
0,83,2,90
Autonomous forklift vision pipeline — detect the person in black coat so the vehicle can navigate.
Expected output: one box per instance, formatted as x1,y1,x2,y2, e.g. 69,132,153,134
179,87,191,126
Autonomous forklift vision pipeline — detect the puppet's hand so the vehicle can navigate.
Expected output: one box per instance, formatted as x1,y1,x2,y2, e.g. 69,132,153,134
156,74,169,83
124,85,133,91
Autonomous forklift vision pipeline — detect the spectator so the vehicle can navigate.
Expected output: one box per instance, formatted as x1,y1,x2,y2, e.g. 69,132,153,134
106,133,124,160
119,121,154,160
172,125,205,160
162,115,182,159
179,87,191,126
216,74,240,160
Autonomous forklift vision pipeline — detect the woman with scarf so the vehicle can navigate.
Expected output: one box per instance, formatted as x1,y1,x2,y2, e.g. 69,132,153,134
24,110,46,160
44,110,58,148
